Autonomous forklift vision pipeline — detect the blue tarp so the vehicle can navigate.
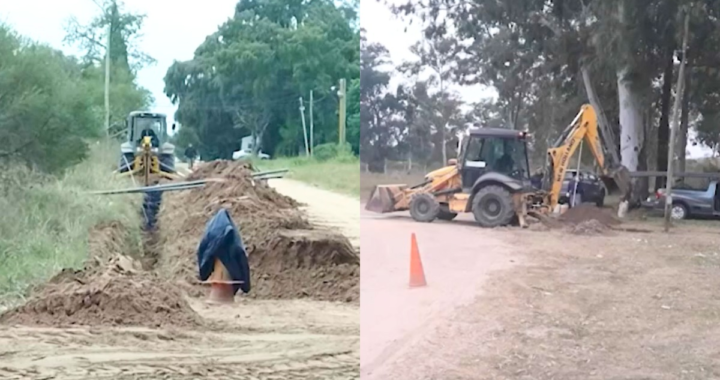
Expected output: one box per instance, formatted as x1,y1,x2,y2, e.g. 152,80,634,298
196,208,251,294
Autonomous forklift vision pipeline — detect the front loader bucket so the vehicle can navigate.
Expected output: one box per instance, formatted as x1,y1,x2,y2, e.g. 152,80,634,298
365,185,408,213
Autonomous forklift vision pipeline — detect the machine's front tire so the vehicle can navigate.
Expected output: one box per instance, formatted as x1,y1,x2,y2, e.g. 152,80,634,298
409,193,440,223
472,185,515,228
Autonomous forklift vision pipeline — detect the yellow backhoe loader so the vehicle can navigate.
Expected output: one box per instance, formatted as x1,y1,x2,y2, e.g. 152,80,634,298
365,104,631,228
117,111,181,187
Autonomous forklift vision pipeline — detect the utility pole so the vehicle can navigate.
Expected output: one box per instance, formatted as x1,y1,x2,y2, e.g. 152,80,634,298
664,11,690,232
338,78,346,145
299,97,309,156
309,90,314,156
104,21,111,138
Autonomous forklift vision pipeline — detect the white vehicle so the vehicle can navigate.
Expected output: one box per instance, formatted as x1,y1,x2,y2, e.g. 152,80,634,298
232,149,270,160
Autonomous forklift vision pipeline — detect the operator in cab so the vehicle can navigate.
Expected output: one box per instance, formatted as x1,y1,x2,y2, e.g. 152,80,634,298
137,120,161,147
185,144,198,169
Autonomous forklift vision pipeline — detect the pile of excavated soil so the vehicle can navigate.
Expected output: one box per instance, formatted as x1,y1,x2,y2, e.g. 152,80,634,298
1,256,202,328
158,160,359,302
567,219,609,235
559,205,621,227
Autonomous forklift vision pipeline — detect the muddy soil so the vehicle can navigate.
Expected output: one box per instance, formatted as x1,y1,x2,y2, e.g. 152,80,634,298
270,178,360,250
374,220,720,379
559,204,621,226
0,256,202,329
158,161,359,302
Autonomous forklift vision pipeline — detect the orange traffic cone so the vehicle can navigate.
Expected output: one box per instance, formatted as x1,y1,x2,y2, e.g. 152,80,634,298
409,233,427,288
207,258,235,303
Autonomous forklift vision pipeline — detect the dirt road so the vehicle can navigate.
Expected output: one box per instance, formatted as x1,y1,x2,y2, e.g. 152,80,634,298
362,207,720,379
270,179,360,250
0,300,358,379
360,209,517,379
0,178,361,380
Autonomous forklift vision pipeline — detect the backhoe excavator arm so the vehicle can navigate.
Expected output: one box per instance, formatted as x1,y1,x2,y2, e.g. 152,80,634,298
546,104,631,207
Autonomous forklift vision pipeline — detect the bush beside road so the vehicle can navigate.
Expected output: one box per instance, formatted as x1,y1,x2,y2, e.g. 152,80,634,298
0,143,141,305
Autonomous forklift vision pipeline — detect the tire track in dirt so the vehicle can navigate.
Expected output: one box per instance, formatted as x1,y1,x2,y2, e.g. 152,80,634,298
0,300,359,380
269,179,360,251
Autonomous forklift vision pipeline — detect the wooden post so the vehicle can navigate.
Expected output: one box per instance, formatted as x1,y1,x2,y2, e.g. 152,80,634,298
664,12,690,232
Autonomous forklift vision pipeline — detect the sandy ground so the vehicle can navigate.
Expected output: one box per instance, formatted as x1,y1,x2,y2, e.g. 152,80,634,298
0,177,361,380
360,209,517,379
361,206,720,379
270,179,360,251
0,300,358,380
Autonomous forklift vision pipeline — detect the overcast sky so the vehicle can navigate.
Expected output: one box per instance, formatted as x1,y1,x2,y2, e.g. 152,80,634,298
359,0,494,106
0,0,239,126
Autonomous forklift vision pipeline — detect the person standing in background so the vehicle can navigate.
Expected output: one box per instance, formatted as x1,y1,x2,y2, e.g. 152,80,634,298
184,143,198,169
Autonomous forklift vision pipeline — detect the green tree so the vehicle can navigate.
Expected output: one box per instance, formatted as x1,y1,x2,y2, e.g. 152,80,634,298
63,0,154,136
0,27,99,171
165,0,359,159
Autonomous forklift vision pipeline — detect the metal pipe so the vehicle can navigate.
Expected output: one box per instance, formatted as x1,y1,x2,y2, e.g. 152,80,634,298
89,183,206,195
251,169,289,177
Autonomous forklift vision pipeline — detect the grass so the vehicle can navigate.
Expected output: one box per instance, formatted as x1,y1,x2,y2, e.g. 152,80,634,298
253,155,360,198
0,141,141,304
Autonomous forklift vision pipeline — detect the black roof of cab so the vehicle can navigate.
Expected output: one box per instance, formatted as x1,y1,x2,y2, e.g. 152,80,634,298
468,127,528,139
128,111,167,118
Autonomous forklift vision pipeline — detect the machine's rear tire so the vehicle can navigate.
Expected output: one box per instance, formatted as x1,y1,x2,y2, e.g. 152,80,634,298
471,185,515,228
437,204,457,221
118,153,135,173
160,154,175,173
409,193,440,223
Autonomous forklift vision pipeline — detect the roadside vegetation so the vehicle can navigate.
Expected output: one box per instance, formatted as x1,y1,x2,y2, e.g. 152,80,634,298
0,3,153,304
0,144,141,304
254,143,360,198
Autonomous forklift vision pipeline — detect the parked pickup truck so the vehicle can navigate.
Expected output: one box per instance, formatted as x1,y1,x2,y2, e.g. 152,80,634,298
642,180,720,220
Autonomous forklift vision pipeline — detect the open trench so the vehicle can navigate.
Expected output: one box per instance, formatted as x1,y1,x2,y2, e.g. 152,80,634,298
139,190,163,270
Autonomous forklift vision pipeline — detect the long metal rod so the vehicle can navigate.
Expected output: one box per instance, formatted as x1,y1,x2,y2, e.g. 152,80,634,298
89,183,206,195
252,174,287,180
91,178,220,195
252,169,289,176
104,22,111,138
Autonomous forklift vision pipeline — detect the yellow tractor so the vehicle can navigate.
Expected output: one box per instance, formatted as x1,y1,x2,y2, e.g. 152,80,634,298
365,104,631,228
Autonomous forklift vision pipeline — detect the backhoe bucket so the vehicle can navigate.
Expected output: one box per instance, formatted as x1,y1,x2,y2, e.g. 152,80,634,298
602,164,633,202
365,185,407,213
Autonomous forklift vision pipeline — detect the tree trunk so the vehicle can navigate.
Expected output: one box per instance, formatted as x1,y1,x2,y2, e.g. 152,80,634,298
655,48,674,189
441,121,447,165
678,69,691,175
617,67,644,172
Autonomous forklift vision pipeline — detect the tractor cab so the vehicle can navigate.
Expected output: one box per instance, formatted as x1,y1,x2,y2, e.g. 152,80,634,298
118,111,176,176
457,128,532,192
126,112,168,148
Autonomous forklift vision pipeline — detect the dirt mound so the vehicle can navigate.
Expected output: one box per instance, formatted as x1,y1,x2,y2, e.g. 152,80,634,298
158,160,359,302
559,204,621,227
1,256,202,328
567,219,609,235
